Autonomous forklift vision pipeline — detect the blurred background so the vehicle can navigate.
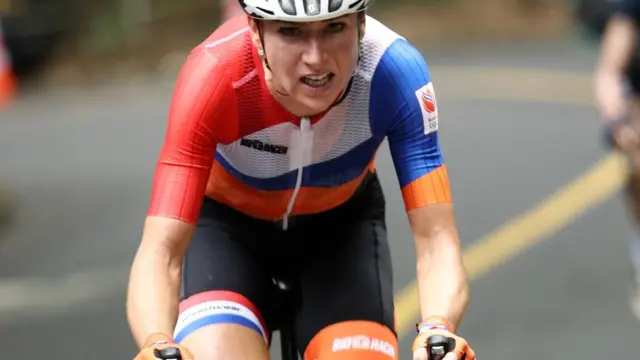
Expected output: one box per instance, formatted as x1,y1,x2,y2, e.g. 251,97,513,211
0,0,636,359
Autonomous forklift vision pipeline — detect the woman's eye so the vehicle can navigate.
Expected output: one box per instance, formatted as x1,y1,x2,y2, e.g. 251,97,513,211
328,23,345,33
278,27,300,37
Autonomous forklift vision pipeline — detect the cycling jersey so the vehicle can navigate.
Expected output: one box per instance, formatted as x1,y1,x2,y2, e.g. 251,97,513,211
147,15,451,228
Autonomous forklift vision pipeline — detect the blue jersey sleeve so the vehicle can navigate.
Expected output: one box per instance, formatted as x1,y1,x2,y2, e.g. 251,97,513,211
370,38,452,211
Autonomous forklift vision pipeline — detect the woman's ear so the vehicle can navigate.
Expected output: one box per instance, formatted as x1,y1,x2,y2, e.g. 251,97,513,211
248,18,265,57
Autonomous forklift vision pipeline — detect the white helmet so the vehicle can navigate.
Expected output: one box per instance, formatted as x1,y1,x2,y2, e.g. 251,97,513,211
238,0,374,22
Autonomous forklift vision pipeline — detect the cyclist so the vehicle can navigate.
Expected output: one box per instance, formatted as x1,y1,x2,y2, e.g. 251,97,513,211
594,0,640,318
127,0,477,359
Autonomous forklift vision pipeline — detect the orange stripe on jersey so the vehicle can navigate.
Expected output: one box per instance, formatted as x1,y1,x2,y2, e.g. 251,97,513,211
292,161,375,215
401,164,452,211
303,320,398,360
205,161,376,220
206,161,290,219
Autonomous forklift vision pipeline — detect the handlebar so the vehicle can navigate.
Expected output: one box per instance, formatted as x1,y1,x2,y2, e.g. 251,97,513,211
152,335,458,360
427,335,463,360
153,347,182,360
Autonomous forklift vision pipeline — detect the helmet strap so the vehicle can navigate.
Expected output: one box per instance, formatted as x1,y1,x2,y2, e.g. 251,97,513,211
352,25,363,76
256,21,272,71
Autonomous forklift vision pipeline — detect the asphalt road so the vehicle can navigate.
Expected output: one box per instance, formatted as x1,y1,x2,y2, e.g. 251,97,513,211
1,36,638,359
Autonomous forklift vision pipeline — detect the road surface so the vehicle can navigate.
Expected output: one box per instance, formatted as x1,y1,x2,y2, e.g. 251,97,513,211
0,37,638,359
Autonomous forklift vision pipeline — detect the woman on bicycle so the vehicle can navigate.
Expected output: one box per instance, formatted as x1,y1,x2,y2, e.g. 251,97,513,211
128,1,477,359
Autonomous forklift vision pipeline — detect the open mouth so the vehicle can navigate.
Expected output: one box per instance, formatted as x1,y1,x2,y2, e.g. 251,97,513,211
301,73,334,88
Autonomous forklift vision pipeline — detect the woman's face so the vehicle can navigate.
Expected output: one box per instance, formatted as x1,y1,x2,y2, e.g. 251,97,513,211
251,14,364,116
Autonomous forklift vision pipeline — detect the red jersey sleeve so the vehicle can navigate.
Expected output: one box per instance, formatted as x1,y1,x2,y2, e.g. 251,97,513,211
147,47,235,223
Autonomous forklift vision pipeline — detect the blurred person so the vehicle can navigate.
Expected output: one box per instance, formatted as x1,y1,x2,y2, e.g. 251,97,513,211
0,18,17,109
127,1,477,360
595,0,640,319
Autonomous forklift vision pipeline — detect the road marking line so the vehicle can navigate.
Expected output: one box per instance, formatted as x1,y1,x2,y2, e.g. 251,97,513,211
393,66,624,338
0,267,129,321
394,153,627,334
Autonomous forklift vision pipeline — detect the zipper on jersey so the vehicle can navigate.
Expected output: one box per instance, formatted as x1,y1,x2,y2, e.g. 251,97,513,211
282,117,312,231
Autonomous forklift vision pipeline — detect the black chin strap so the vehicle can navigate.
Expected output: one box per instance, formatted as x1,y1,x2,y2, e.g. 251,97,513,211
257,21,272,71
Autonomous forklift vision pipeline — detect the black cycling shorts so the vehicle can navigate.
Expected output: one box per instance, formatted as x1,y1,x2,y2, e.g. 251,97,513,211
173,172,396,354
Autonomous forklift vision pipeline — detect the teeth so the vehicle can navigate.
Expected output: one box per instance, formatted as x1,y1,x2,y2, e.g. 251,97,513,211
303,74,331,87
308,74,329,80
